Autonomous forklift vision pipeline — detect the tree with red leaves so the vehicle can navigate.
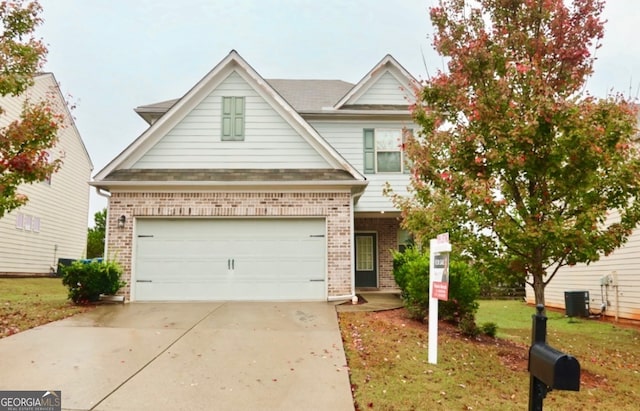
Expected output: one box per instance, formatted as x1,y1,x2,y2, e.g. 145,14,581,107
0,0,62,218
393,0,640,308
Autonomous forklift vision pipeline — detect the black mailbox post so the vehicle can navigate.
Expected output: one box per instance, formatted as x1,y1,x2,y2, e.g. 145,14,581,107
528,305,580,410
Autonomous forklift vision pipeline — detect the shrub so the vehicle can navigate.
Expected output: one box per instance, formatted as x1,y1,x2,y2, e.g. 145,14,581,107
480,322,498,338
392,247,430,320
440,259,481,325
393,248,482,328
459,313,480,337
61,260,126,304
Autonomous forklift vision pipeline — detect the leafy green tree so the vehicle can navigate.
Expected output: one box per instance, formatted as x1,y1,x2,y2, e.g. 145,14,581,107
86,208,106,258
392,0,640,309
0,1,62,218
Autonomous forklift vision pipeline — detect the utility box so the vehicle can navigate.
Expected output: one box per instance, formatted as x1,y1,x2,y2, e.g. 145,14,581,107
564,291,589,317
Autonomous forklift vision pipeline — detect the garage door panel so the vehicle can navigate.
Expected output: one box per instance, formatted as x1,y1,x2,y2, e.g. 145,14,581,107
134,218,326,301
136,281,235,301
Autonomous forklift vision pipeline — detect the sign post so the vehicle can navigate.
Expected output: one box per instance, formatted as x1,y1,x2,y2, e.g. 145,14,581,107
428,233,451,365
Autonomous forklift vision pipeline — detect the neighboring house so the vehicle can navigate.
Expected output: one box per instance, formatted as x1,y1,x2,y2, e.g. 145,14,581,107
0,73,93,276
526,209,640,322
91,50,417,302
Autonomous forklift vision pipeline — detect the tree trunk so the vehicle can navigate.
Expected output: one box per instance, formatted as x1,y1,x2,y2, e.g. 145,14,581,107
531,272,546,314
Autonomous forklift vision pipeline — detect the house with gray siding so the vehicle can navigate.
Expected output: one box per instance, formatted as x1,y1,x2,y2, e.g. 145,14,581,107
91,50,416,302
0,73,93,276
526,208,640,322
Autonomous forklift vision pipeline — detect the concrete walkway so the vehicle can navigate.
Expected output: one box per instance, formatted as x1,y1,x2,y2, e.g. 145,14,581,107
0,302,353,411
336,292,403,313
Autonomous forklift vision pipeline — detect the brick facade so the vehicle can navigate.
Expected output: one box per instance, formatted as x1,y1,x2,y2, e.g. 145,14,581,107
354,217,401,290
107,191,353,300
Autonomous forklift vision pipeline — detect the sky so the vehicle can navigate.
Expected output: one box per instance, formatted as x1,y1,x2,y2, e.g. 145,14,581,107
34,0,640,224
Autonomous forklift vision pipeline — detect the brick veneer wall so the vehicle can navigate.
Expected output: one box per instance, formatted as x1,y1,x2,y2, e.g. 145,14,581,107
107,191,353,300
354,217,401,289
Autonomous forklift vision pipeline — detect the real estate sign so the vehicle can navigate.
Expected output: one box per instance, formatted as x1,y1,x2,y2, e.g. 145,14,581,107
428,233,451,365
431,252,449,301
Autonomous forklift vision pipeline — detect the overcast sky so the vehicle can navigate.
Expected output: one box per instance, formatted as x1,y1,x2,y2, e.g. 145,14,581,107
35,0,640,223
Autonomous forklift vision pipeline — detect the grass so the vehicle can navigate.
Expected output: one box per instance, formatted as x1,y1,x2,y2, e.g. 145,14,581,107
339,300,640,410
0,277,91,338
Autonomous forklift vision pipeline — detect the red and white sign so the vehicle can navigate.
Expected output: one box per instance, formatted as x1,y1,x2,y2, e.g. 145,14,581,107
436,233,449,244
432,281,449,301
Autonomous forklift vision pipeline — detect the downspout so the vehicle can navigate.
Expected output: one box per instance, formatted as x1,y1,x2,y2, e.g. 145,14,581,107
326,192,358,303
95,187,111,259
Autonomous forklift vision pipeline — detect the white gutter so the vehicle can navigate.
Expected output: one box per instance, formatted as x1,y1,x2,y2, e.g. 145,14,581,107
89,180,367,188
95,187,111,198
350,192,357,303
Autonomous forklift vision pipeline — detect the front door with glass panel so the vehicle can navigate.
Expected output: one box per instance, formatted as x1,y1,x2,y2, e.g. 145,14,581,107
355,233,377,288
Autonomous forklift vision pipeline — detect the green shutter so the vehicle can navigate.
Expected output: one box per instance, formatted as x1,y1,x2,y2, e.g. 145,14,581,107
221,96,245,141
363,129,375,174
233,97,244,139
403,128,413,174
222,97,233,140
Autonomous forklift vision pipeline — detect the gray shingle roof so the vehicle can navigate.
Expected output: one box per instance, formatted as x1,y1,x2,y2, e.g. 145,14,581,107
104,168,357,182
134,79,354,117
267,79,354,112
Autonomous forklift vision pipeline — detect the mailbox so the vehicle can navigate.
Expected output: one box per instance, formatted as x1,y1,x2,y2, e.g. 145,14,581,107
528,343,580,391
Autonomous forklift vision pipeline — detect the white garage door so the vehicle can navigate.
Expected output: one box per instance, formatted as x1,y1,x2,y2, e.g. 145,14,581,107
133,218,326,301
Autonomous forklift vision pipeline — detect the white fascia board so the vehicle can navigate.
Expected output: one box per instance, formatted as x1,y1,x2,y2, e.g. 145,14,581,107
334,55,419,109
89,180,368,189
301,109,412,118
91,181,368,198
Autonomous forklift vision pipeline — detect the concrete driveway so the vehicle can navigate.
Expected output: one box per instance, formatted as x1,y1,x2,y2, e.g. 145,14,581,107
0,302,354,411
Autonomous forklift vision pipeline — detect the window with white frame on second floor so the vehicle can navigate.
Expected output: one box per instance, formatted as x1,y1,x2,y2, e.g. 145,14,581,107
363,128,412,174
221,96,245,141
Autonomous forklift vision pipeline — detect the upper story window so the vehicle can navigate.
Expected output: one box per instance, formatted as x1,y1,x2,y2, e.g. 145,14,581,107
221,96,245,141
363,128,412,174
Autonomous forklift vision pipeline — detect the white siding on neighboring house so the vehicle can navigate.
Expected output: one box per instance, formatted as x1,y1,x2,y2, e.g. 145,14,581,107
0,74,93,275
352,71,413,106
526,210,640,321
311,119,413,212
134,71,331,169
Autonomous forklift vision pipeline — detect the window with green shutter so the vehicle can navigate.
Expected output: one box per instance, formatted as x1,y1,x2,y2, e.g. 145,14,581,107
221,96,245,141
363,128,411,174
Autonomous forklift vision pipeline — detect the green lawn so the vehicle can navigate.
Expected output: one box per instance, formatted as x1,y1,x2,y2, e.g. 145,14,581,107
0,277,90,338
339,300,640,410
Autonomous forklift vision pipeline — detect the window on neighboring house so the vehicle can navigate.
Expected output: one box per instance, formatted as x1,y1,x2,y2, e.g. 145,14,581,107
15,213,24,229
363,128,412,173
32,217,40,233
23,215,32,231
221,96,245,141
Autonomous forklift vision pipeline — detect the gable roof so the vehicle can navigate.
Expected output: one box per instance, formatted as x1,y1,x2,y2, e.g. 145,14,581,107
93,50,364,183
333,54,418,109
132,55,418,124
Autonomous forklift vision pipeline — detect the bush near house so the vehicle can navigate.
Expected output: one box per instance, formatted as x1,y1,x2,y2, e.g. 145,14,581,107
392,248,482,334
60,260,126,304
